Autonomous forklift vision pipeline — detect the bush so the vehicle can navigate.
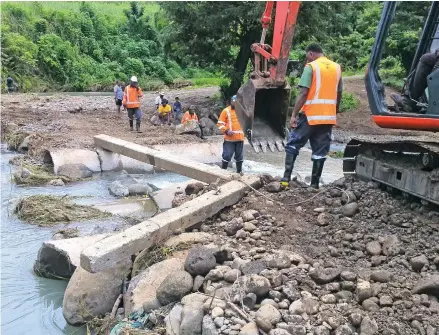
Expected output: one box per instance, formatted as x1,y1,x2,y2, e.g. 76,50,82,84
339,92,360,113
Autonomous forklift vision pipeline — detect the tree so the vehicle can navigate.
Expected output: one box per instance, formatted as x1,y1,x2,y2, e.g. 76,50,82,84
160,1,264,98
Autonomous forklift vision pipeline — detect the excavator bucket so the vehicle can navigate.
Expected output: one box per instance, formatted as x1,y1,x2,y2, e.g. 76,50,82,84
235,78,290,153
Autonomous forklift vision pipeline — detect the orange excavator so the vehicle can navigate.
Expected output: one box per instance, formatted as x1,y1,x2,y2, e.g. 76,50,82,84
235,1,439,204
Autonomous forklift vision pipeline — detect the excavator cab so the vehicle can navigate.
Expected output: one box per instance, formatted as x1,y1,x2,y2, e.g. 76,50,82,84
235,1,301,153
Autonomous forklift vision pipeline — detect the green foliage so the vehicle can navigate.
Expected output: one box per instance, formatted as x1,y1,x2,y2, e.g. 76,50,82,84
339,92,360,113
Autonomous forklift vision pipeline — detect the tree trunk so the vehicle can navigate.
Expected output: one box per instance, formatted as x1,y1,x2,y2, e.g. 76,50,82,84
225,30,258,100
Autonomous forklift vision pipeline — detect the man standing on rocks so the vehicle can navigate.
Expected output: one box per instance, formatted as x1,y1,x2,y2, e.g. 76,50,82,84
122,76,144,132
217,95,244,173
155,92,165,110
281,43,343,189
113,81,124,114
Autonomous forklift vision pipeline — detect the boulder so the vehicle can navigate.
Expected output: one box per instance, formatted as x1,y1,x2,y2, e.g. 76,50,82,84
125,258,184,315
235,274,271,297
127,183,153,196
175,120,201,137
241,260,267,275
410,255,429,272
109,181,129,197
202,315,219,335
185,182,205,195
157,271,193,305
62,260,131,325
240,322,259,335
412,275,439,295
342,202,358,217
165,303,183,335
256,304,281,324
58,163,93,179
180,303,204,335
34,234,108,279
185,247,217,276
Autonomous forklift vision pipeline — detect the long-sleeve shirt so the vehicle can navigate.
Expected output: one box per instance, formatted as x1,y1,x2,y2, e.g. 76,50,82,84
217,106,244,142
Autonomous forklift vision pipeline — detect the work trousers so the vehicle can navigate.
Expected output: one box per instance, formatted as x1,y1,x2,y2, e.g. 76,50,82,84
222,141,244,163
127,108,142,126
408,52,439,100
285,113,332,160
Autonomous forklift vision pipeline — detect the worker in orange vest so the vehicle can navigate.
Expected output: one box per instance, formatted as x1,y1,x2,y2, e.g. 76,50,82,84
182,105,206,139
281,44,343,189
217,95,244,173
122,76,144,132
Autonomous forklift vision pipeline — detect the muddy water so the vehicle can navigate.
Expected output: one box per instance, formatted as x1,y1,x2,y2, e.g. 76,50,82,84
0,146,187,335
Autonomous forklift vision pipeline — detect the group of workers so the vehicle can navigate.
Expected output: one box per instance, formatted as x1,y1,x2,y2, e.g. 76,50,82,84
110,43,343,188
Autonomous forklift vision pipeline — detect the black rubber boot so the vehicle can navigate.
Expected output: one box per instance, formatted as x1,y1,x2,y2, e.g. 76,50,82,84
310,159,326,189
280,154,297,186
221,161,229,170
236,161,243,174
129,119,134,131
136,121,141,132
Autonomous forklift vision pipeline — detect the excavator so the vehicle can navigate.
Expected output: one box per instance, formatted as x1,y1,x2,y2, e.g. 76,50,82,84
235,1,439,204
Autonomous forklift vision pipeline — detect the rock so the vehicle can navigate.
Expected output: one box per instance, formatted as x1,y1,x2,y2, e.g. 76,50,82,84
266,254,291,269
157,271,193,305
302,298,320,315
309,268,341,284
62,261,131,325
48,179,65,186
362,298,379,312
181,293,208,306
370,270,392,283
256,304,281,325
335,290,353,302
360,316,378,335
243,293,257,310
193,275,204,292
172,193,189,208
250,232,262,240
241,260,267,275
203,315,219,335
365,241,381,256
165,303,183,335
342,202,358,217
175,120,201,137
349,313,362,327
180,303,204,335
109,180,129,197
236,274,271,297
34,234,108,279
185,247,217,276
410,255,429,272
58,163,93,179
412,275,439,295
314,326,330,335
316,213,332,226
128,183,153,196
321,294,337,304
213,248,233,264
214,317,224,328
225,219,243,236
205,268,225,281
185,182,205,195
269,330,292,335
289,300,304,315
356,280,372,302
256,316,273,332
224,269,241,283
241,210,259,222
125,258,184,314
239,322,259,335
379,295,393,307
211,307,224,319
334,325,353,335
261,299,278,309
243,222,257,232
266,182,282,193
340,271,357,282
164,232,212,249
381,235,399,256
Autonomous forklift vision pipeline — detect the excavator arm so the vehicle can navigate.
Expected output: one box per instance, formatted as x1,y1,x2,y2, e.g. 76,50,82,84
235,1,300,153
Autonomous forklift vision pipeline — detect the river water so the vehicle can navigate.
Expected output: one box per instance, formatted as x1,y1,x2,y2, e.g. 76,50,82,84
0,142,344,335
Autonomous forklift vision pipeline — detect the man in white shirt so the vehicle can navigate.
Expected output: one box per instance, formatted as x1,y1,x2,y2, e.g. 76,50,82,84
155,92,165,110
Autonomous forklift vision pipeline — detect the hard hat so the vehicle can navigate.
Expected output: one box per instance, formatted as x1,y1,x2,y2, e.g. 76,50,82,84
130,76,138,82
189,105,196,111
231,95,237,102
159,92,165,96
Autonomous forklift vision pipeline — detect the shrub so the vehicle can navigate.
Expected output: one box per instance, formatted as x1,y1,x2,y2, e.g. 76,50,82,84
339,92,360,113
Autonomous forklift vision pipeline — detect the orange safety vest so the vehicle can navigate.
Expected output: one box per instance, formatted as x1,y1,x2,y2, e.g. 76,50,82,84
217,106,244,142
181,111,198,124
123,85,143,109
302,56,341,125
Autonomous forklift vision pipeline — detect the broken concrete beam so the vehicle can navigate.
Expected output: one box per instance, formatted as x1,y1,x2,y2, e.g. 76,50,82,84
94,134,233,183
81,175,261,273
34,234,108,279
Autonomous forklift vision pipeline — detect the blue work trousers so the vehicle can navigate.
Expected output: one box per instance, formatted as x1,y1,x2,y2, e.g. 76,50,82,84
222,141,244,163
285,113,332,160
127,108,142,121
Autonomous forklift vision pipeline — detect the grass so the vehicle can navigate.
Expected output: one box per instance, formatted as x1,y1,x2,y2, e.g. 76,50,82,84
13,164,71,185
328,151,344,159
190,77,229,88
339,92,360,113
15,195,110,226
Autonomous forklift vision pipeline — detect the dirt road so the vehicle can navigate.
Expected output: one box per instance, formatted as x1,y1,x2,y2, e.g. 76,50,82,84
1,78,437,158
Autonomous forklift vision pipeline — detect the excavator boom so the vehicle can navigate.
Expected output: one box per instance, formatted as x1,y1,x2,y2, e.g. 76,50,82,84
235,1,300,153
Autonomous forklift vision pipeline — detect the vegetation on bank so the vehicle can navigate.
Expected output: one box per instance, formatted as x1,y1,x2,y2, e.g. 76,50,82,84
1,1,428,95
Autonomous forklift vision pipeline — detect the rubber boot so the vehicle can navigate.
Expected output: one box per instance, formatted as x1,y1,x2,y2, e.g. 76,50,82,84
129,119,134,131
136,121,141,132
280,154,297,186
236,161,243,174
310,159,326,189
221,161,228,170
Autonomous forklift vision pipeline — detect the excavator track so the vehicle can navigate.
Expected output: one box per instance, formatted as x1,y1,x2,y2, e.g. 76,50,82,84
343,135,439,205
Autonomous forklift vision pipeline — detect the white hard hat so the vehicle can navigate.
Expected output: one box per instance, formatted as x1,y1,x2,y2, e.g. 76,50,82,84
159,92,165,95
130,76,138,82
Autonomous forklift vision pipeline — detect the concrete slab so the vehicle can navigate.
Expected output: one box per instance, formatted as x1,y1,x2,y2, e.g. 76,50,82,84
80,175,261,273
152,179,203,211
94,134,232,183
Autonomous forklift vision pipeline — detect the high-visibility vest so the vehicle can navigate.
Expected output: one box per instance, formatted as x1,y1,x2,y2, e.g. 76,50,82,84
217,106,244,142
123,85,143,108
302,56,341,125
181,111,198,124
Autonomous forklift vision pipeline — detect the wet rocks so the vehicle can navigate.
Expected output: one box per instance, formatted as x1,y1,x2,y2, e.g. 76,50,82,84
156,271,193,305
109,180,129,197
127,183,152,196
58,163,93,179
184,247,217,276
